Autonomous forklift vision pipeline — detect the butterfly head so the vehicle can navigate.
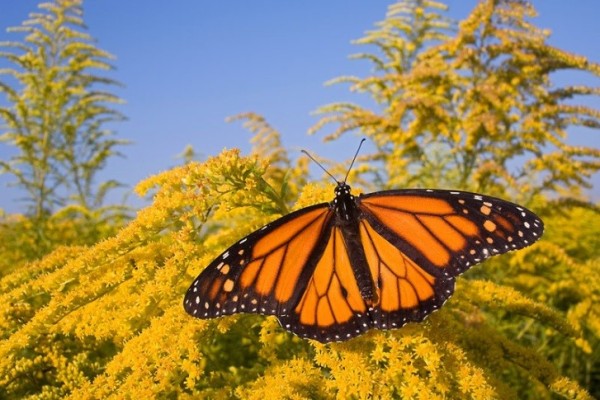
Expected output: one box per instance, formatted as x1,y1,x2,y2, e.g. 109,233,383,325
334,182,352,197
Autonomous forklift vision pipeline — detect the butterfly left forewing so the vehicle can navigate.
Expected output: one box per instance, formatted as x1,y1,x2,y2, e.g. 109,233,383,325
183,204,332,320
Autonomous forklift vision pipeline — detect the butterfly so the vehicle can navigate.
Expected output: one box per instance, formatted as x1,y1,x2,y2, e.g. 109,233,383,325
183,146,543,343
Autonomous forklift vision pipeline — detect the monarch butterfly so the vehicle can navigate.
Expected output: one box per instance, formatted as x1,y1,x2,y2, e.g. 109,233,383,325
183,144,543,343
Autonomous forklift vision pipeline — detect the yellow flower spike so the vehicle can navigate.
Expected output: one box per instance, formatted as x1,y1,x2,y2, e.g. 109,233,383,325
370,342,387,364
550,377,594,400
292,183,330,209
2,3,598,394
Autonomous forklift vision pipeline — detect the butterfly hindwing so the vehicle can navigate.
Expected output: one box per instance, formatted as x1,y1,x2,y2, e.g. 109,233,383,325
283,218,459,343
279,226,373,342
358,218,456,330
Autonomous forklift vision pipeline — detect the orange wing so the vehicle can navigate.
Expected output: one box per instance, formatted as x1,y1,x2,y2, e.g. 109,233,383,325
358,218,454,330
278,219,456,342
351,189,543,331
358,189,543,278
184,204,333,322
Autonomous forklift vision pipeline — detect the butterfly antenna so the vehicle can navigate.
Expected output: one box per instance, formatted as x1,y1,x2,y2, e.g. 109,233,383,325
343,138,366,183
301,149,338,183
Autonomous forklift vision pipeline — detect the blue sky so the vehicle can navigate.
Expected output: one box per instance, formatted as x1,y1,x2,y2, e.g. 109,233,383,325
0,1,598,213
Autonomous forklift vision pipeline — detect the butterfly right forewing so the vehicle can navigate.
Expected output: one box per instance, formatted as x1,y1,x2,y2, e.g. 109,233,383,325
358,189,544,279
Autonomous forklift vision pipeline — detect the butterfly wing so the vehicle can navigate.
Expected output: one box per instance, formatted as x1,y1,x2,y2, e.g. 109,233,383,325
359,189,544,276
183,203,333,322
357,189,544,328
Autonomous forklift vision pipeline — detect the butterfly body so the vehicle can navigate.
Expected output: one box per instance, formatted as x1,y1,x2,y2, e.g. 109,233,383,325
184,184,543,343
332,183,379,307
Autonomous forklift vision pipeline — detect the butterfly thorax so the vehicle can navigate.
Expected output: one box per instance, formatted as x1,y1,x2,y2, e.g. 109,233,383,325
332,183,380,307
332,183,359,224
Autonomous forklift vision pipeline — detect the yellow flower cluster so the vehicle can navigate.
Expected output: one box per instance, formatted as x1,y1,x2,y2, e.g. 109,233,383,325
0,146,297,397
238,330,502,400
1,0,599,395
0,133,596,399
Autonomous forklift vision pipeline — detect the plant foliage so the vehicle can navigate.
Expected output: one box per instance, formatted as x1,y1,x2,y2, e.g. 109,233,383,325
0,0,130,266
